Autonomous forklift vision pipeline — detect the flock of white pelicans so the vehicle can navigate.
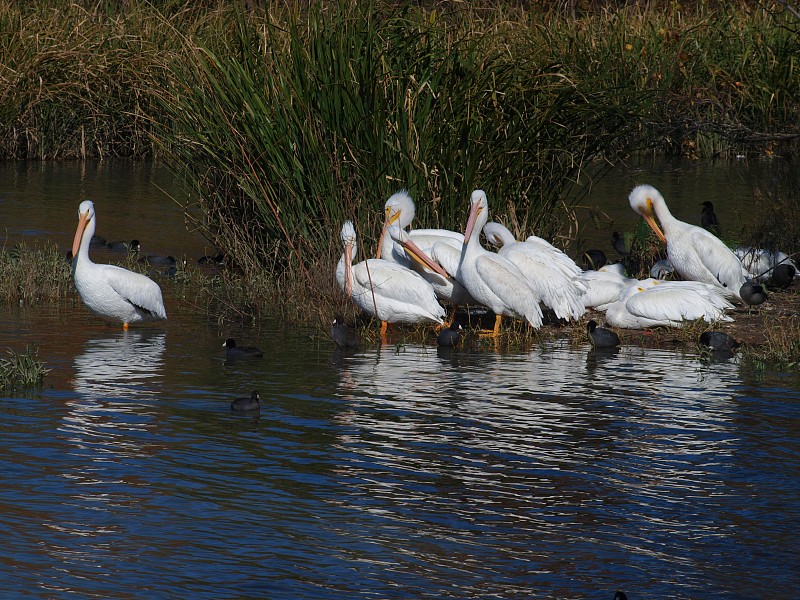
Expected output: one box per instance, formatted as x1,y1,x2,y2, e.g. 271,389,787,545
335,184,796,339
66,185,794,338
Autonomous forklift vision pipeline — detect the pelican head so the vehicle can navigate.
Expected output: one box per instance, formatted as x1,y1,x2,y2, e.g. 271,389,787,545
629,184,667,243
464,189,489,244
377,190,415,258
482,222,516,249
384,190,415,229
72,200,97,259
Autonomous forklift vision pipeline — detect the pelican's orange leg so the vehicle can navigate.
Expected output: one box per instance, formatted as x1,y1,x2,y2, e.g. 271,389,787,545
493,313,502,337
478,314,503,337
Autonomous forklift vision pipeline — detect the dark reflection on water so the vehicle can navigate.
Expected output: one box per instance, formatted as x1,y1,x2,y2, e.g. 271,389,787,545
0,159,798,597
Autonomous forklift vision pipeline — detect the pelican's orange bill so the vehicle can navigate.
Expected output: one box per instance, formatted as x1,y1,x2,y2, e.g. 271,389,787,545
72,210,91,257
397,237,450,279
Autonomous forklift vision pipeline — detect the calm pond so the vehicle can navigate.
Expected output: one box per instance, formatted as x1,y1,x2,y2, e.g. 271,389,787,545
0,159,799,598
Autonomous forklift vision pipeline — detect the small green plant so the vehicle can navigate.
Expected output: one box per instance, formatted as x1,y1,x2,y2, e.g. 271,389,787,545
0,346,49,391
0,242,72,304
740,315,800,372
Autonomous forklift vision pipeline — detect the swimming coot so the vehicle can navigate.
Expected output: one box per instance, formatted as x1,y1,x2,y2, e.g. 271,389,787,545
106,239,141,253
436,321,463,347
332,315,360,349
611,232,629,257
231,390,260,412
587,319,620,348
137,254,178,268
700,200,721,236
223,338,264,358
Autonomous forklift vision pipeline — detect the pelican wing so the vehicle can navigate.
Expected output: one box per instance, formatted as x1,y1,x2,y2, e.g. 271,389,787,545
689,230,747,288
626,286,731,323
102,265,167,319
475,253,543,326
429,242,463,278
652,281,734,310
501,245,585,320
353,259,441,309
522,236,582,276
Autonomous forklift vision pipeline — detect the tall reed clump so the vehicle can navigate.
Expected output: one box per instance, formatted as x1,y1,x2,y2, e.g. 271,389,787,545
0,1,173,159
151,2,646,319
0,242,73,304
537,2,800,157
0,346,49,391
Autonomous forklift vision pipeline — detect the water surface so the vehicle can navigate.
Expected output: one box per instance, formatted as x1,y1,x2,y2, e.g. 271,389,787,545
0,159,798,598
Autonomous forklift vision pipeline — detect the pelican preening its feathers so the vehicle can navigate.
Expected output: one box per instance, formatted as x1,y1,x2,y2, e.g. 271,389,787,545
628,185,748,301
71,200,167,329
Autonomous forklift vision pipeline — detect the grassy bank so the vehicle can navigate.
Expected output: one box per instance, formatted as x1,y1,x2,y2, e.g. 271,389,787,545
4,3,798,241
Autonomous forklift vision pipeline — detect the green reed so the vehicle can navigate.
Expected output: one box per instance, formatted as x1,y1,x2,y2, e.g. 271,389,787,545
151,2,645,290
538,2,800,157
0,242,72,304
3,1,799,326
0,346,49,391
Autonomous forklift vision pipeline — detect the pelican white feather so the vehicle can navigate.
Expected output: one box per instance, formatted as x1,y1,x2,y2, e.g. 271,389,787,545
455,191,543,334
71,200,167,328
579,267,638,310
604,278,734,329
482,221,586,321
628,185,748,300
336,221,445,327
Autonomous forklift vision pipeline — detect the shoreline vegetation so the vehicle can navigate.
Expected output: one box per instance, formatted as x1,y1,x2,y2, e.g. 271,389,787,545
2,1,800,371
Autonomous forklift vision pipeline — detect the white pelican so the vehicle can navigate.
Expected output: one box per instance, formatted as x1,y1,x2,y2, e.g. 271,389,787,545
629,185,748,300
71,200,167,329
482,222,586,321
378,190,463,259
336,221,446,336
455,190,543,335
734,246,798,283
604,278,734,329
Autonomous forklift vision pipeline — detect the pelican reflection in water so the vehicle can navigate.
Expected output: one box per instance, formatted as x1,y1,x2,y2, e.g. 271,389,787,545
58,330,167,482
71,330,166,401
